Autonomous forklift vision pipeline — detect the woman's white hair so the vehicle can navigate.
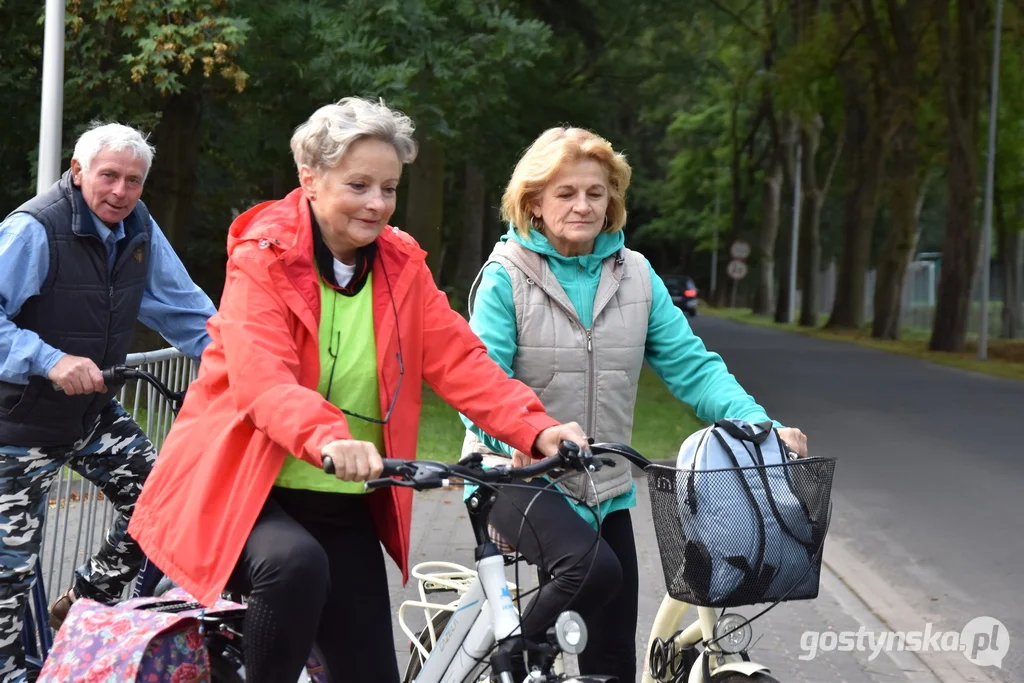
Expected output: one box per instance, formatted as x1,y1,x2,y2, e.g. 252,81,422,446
72,122,156,179
290,97,418,172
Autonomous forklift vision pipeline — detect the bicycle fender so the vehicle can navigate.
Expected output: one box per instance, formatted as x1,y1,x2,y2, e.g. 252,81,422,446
688,659,771,683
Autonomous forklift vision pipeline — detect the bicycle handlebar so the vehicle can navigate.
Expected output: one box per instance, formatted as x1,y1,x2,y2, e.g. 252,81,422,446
321,441,653,491
101,365,187,412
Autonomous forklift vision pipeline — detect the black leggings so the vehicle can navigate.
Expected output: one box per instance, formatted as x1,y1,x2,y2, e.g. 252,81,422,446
489,480,639,682
225,487,400,683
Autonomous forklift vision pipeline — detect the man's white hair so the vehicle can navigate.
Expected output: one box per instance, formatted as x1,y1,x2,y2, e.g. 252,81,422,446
73,122,156,180
290,97,418,172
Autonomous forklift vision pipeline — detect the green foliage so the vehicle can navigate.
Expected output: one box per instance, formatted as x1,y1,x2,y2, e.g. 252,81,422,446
303,0,552,138
65,0,249,98
0,0,1018,340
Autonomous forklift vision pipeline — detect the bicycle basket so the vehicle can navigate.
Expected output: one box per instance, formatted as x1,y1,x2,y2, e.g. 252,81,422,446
646,457,836,608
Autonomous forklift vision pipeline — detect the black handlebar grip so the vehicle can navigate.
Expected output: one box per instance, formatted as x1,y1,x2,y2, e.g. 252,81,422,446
322,455,335,475
101,368,119,384
558,440,580,457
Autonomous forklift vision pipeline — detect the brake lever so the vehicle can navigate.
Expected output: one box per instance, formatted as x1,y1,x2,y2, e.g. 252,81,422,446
457,452,485,468
364,477,416,490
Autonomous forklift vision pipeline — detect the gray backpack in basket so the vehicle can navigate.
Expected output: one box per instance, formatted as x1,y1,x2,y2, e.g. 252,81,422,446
672,419,824,606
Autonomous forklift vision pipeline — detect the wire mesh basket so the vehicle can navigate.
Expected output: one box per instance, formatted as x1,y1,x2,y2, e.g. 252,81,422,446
646,457,836,608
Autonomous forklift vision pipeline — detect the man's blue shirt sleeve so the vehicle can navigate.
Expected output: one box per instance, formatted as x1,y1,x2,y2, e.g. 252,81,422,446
137,220,216,360
0,213,65,383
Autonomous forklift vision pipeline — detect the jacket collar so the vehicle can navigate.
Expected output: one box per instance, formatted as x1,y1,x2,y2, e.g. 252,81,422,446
226,189,426,335
310,208,377,296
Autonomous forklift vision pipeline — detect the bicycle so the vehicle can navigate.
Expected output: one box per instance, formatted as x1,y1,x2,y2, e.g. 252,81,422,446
22,365,184,677
26,365,326,683
322,441,610,683
396,443,836,683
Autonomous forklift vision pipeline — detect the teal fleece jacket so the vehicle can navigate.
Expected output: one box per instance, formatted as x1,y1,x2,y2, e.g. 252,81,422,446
460,226,778,524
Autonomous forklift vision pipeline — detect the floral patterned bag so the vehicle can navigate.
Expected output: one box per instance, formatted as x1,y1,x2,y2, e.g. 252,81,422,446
38,590,242,683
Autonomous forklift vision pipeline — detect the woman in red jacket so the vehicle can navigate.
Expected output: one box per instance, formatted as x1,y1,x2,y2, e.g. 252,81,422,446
128,97,589,683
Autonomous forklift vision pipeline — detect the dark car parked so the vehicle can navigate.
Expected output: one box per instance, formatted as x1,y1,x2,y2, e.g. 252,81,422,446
662,275,699,317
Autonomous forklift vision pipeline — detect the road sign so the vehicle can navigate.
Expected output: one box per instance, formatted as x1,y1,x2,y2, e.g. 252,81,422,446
729,240,751,260
726,259,748,280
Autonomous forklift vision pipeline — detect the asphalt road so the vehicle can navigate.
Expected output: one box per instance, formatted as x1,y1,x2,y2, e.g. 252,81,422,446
687,314,1023,680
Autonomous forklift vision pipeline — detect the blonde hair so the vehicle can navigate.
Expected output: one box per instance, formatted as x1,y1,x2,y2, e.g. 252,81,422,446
501,127,632,237
290,97,418,173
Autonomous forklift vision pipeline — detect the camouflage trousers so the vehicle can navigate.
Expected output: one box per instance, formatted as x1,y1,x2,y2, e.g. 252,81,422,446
0,399,156,683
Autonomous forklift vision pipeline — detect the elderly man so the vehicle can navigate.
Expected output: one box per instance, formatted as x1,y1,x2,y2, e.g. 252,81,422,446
0,122,216,682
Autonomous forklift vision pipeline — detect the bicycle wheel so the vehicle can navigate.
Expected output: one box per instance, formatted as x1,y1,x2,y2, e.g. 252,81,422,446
403,610,490,683
153,575,177,597
301,644,331,683
209,649,245,683
207,638,331,683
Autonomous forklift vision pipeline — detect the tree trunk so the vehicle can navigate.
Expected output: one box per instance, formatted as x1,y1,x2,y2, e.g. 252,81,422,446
857,0,928,339
484,187,504,249
930,0,984,352
455,161,486,291
826,57,884,330
145,92,203,250
719,105,745,309
872,122,921,339
997,191,1024,338
775,117,799,323
753,12,781,316
798,118,825,327
404,136,446,279
754,153,783,315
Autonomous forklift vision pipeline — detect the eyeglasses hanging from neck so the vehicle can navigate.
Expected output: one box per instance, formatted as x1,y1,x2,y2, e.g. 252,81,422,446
323,249,404,426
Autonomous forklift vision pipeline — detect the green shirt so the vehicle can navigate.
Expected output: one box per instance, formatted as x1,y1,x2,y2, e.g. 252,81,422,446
274,273,384,493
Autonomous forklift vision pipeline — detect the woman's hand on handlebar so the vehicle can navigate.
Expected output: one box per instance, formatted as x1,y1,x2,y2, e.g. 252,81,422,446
511,449,532,469
777,427,808,458
532,422,590,459
321,440,384,482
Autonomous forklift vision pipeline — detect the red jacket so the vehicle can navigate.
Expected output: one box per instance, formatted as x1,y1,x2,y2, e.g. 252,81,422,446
128,190,559,605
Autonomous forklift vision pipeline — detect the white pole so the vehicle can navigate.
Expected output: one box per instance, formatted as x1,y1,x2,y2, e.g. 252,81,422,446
711,190,720,298
788,141,803,324
978,0,1004,360
37,0,66,195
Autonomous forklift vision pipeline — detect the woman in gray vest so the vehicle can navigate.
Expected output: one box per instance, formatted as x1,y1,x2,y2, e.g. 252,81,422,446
461,126,808,681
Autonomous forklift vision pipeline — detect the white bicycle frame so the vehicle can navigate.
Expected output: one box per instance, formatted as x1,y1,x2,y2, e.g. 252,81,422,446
402,566,772,683
641,596,772,683
401,553,525,683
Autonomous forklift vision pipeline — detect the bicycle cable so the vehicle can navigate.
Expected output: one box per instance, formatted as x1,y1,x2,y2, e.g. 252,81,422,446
444,461,605,681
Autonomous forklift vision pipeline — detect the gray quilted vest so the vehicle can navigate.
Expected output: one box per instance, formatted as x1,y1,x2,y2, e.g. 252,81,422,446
463,238,652,507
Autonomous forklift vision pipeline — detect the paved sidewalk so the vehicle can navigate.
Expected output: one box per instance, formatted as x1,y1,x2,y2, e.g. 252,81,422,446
386,478,1000,683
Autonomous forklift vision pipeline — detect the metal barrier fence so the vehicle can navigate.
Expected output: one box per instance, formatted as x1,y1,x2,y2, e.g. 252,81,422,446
38,349,197,599
813,260,1023,337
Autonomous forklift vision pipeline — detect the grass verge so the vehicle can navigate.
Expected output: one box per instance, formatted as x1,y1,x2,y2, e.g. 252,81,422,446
416,367,705,464
702,306,1024,382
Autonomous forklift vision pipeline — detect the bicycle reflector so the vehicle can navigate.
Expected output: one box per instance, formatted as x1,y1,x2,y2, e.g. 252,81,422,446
553,611,589,655
712,613,752,654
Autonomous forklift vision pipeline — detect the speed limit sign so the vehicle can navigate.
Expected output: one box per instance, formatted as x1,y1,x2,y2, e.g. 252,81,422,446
726,259,748,280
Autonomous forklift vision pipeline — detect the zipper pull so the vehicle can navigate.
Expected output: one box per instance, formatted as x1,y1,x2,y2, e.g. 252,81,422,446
586,329,592,352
